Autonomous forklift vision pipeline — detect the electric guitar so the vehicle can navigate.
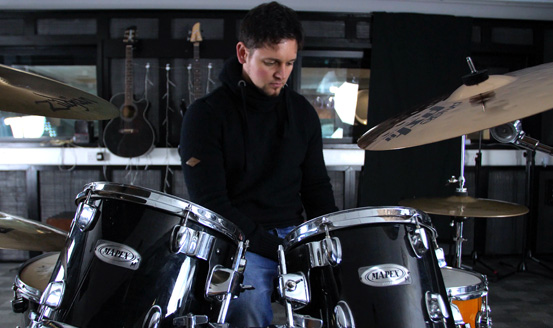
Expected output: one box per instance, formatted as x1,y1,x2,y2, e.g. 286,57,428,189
103,27,155,158
189,22,204,103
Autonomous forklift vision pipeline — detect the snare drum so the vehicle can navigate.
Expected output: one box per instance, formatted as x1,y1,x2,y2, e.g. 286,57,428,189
441,267,492,328
34,182,245,328
280,207,456,328
12,253,59,325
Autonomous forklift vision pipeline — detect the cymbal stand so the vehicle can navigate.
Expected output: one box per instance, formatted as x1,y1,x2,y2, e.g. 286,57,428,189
449,135,468,269
516,149,553,275
470,131,501,277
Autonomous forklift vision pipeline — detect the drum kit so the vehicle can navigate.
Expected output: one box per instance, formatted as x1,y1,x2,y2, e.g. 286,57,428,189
1,59,553,327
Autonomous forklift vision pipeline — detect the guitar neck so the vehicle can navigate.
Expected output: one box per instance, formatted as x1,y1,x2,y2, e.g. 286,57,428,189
124,44,134,105
192,42,203,100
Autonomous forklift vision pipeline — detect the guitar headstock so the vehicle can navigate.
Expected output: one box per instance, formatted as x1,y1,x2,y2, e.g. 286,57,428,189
190,22,203,43
124,26,138,45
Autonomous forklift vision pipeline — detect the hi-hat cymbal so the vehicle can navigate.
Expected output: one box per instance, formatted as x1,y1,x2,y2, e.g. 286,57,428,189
399,196,529,218
358,62,553,150
0,211,67,251
0,64,119,120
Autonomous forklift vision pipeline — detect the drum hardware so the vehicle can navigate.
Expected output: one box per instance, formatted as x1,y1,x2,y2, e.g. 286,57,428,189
475,299,492,328
0,64,119,120
321,221,342,266
303,221,343,268
74,189,98,232
39,281,65,310
435,245,447,268
334,301,356,328
425,291,451,324
210,240,249,326
0,211,68,252
173,314,209,327
143,305,163,328
406,224,430,258
277,245,323,328
171,225,216,260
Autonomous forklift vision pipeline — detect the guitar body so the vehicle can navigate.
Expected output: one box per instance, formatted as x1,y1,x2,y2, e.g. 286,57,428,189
102,27,156,158
103,94,155,158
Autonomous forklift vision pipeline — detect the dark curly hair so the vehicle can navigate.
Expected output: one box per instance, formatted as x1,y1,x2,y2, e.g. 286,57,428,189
239,1,304,50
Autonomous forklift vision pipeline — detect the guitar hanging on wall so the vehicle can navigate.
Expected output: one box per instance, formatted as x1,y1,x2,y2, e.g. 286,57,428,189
103,27,155,158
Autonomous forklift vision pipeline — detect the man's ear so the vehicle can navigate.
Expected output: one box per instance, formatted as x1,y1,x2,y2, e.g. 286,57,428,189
236,42,248,64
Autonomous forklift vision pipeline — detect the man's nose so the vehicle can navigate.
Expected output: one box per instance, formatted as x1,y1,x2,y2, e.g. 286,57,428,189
274,64,287,79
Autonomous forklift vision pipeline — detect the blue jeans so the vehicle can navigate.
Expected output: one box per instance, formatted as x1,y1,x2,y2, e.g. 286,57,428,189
225,226,295,328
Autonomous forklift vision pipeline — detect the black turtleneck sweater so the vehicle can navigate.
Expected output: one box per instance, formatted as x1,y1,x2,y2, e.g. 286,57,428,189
179,57,338,260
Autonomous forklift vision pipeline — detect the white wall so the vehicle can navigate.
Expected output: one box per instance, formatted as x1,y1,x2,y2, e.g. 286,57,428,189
1,0,553,21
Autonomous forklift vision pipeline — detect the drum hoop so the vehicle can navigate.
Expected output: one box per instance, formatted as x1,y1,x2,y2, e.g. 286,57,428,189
76,182,244,244
14,252,58,303
283,206,434,250
442,267,488,300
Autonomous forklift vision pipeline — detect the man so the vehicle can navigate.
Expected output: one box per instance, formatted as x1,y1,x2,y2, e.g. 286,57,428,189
179,2,338,327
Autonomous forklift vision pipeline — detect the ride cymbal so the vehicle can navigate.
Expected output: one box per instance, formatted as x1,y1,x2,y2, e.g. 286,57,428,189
0,211,67,251
0,64,119,120
399,196,529,218
358,62,553,150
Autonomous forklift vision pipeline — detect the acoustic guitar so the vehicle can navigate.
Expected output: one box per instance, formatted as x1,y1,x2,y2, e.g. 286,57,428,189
103,27,155,158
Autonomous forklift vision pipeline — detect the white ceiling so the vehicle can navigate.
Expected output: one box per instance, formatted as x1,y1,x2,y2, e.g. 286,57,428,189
1,0,553,21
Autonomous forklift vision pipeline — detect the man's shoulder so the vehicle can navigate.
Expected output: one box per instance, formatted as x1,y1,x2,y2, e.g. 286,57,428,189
189,86,236,115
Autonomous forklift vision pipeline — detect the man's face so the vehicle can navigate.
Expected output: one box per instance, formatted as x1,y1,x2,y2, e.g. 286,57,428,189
237,39,298,97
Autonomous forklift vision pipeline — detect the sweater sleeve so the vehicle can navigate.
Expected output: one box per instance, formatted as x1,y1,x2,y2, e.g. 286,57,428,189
299,102,340,219
179,96,282,260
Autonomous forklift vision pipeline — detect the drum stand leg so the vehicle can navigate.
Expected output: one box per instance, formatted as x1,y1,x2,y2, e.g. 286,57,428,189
499,150,553,280
452,218,467,269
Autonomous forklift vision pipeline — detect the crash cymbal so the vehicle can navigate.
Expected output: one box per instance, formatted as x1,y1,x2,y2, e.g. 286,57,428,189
0,64,119,120
399,196,529,218
358,62,553,150
0,211,67,251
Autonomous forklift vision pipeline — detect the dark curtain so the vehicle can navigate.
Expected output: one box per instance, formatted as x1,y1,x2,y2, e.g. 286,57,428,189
358,13,473,207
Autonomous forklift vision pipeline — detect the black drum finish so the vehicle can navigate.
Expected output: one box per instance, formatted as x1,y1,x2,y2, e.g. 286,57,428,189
284,208,455,328
42,182,243,328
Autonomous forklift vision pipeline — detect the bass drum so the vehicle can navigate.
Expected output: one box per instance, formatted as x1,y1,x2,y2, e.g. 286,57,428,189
12,252,59,326
34,182,244,328
282,207,456,328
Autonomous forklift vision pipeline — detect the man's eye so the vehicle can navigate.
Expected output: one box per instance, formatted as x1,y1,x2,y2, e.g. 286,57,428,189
264,61,276,66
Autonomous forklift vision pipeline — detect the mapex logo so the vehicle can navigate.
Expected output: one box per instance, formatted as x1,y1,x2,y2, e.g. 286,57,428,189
359,264,411,287
95,240,141,270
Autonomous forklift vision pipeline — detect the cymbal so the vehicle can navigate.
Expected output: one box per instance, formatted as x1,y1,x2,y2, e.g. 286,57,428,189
399,196,529,218
358,62,553,150
0,211,67,251
0,64,119,120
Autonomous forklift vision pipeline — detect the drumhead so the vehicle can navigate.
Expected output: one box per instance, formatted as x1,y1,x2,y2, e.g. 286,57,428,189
15,252,59,302
283,206,433,250
76,182,244,244
441,267,487,300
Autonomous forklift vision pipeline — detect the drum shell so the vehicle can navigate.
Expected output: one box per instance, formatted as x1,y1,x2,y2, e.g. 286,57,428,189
284,208,455,328
44,183,242,328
